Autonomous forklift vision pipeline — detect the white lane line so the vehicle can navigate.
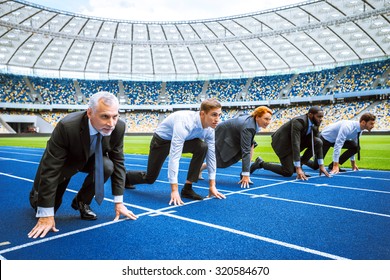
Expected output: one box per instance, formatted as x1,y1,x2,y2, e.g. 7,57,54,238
159,210,349,260
0,172,34,182
292,181,390,194
255,194,390,218
0,151,42,157
149,210,177,217
0,157,39,165
336,174,390,182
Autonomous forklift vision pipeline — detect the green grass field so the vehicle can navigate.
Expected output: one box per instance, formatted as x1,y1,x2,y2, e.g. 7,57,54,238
0,135,389,170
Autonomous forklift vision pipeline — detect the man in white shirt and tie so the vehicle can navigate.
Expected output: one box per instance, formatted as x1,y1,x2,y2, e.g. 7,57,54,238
125,98,226,205
305,112,376,174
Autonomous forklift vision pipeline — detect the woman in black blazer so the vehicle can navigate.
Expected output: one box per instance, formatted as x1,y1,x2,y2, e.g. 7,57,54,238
199,106,273,188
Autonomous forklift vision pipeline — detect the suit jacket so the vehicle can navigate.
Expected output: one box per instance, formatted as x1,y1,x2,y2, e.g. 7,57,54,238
34,111,126,208
271,114,320,162
215,114,257,173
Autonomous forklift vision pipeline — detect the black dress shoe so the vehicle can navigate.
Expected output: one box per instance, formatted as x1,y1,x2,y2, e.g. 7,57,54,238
71,198,97,220
328,162,346,172
181,188,203,200
125,172,136,189
125,183,136,189
250,156,264,174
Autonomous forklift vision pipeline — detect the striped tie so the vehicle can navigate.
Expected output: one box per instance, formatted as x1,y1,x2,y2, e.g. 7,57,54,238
311,127,315,160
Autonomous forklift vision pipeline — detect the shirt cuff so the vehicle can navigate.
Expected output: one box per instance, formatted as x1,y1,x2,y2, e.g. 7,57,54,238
113,195,123,203
208,172,216,180
36,207,54,218
241,171,250,177
169,178,178,184
294,161,301,167
317,159,324,165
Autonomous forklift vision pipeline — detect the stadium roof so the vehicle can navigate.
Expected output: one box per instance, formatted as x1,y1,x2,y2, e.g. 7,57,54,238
0,0,389,80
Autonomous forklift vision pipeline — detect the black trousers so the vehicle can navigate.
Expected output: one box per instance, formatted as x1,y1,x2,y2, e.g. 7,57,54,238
263,136,322,177
305,135,358,170
215,149,242,168
126,133,208,185
29,155,114,213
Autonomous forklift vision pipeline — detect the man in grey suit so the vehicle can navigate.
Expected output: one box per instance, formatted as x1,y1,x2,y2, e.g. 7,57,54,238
199,106,273,188
28,91,137,239
251,106,330,180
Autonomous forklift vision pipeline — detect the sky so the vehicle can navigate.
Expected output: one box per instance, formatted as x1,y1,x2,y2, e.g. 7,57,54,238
25,0,305,21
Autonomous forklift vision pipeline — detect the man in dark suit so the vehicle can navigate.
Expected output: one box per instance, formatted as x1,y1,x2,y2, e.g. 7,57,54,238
251,106,330,180
198,106,273,188
28,91,137,239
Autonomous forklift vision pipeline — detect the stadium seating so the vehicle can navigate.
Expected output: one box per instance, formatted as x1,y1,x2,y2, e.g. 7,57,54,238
29,77,77,105
0,74,32,103
0,59,389,133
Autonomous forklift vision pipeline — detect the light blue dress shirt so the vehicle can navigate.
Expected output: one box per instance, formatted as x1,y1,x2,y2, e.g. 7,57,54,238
155,110,216,184
321,120,361,163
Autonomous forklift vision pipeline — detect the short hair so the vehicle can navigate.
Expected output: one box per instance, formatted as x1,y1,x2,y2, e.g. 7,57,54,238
251,106,273,118
200,98,222,113
360,112,376,123
88,91,119,112
308,106,323,115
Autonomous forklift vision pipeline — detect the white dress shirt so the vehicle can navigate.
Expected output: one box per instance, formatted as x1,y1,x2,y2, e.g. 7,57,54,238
155,110,216,184
321,120,361,163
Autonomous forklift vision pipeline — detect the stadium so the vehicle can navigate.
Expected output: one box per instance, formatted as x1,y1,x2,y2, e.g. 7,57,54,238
1,0,390,270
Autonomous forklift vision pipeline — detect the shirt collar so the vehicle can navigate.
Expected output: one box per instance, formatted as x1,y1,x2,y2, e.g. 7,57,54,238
308,117,313,127
355,121,361,133
88,119,99,136
195,112,204,130
254,118,260,132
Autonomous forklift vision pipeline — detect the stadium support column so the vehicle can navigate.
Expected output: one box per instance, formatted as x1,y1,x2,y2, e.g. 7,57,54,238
73,79,85,104
200,80,209,102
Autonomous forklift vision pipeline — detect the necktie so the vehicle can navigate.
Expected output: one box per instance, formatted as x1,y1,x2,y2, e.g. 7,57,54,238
310,127,315,160
94,133,104,204
357,132,361,161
